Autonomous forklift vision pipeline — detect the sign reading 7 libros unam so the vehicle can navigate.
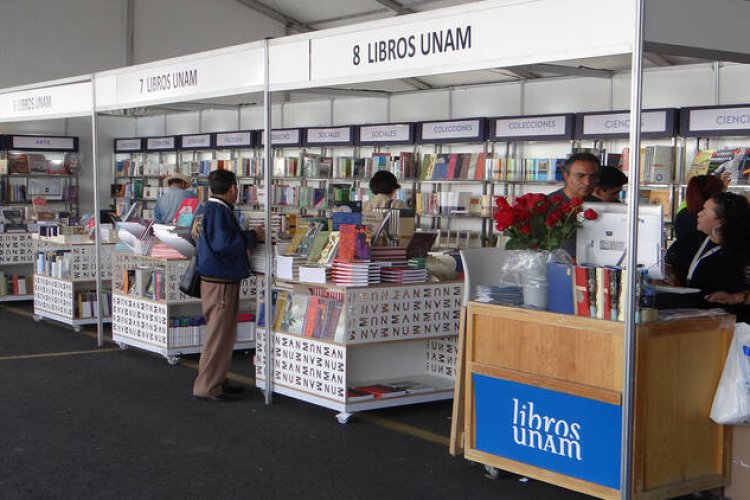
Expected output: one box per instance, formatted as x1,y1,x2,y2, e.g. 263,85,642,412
473,374,622,490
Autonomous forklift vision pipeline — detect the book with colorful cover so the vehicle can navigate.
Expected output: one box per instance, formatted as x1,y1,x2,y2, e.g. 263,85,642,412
354,384,407,398
9,154,29,175
287,294,309,336
302,296,321,338
305,230,331,264
27,154,47,174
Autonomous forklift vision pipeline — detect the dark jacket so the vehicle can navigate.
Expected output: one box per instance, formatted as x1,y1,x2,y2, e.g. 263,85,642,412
197,197,257,282
547,188,600,260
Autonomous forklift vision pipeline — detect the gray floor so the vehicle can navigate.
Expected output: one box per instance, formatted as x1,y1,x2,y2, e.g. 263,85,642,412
0,304,637,499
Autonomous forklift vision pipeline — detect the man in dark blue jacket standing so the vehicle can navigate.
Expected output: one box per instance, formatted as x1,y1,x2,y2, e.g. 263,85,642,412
192,169,264,401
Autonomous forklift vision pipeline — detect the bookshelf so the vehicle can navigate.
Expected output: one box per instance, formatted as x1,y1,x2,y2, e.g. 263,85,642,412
255,280,462,423
32,236,114,331
110,252,259,364
0,231,34,302
0,134,82,218
415,119,492,248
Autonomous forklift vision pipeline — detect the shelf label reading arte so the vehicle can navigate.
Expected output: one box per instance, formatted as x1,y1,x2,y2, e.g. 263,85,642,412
261,129,302,146
493,115,569,140
216,132,252,148
359,124,412,144
421,119,481,141
582,111,667,136
146,137,175,150
12,136,75,150
181,134,211,148
306,127,352,145
473,374,622,489
689,106,750,133
115,139,142,151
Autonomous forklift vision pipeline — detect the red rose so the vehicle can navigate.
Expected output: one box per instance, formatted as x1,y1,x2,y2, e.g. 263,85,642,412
560,202,571,213
549,194,564,205
531,197,550,215
570,197,583,207
495,196,510,210
519,223,531,235
583,208,598,220
494,210,515,230
545,214,559,227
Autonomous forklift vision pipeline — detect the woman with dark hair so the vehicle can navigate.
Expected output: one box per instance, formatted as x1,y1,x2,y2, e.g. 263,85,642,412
366,170,404,210
687,192,750,322
665,174,725,284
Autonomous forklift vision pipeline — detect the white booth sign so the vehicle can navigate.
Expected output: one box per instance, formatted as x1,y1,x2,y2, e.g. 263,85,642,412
216,132,253,148
359,124,412,144
181,134,212,149
688,107,750,133
493,115,570,140
306,127,353,145
146,137,176,150
0,81,92,121
106,47,263,109
12,136,76,150
261,129,302,146
582,111,668,136
420,119,483,142
115,139,142,152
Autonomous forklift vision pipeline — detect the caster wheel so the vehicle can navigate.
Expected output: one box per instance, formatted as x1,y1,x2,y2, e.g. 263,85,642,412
336,412,352,424
33,315,42,322
116,342,128,350
484,465,500,479
166,356,179,366
73,326,82,333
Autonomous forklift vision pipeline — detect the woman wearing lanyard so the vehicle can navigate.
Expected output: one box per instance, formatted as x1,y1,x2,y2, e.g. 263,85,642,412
688,192,750,322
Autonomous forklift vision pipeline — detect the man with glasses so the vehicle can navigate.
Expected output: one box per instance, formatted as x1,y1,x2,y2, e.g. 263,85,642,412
549,152,602,259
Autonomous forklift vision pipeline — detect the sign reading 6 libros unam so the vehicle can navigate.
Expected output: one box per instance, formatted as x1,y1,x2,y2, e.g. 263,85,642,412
473,374,622,490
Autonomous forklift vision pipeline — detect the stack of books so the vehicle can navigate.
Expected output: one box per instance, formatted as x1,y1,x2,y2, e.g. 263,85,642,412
331,259,381,287
380,266,428,284
474,285,523,305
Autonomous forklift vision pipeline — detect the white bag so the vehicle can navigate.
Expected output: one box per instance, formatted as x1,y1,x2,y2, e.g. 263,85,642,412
710,322,750,425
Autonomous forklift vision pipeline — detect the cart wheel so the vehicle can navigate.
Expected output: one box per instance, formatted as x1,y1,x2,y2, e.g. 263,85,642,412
166,356,179,366
115,341,128,350
73,325,82,333
33,315,42,322
336,412,352,424
484,465,500,479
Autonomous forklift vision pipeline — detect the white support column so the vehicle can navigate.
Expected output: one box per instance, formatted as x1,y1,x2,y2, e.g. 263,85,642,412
263,39,274,405
90,74,105,348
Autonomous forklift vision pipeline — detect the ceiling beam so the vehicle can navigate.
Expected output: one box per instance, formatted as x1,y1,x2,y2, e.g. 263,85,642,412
643,52,673,66
515,63,614,79
294,88,391,98
235,0,315,33
374,0,415,15
402,77,433,90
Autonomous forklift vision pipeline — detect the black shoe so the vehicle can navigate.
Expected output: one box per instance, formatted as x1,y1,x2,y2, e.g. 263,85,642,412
193,392,243,402
222,382,246,395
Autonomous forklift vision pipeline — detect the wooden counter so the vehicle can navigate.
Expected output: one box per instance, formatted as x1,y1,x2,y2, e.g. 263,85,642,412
457,303,734,499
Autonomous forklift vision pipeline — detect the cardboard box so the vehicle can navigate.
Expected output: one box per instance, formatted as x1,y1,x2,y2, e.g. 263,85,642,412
726,425,750,499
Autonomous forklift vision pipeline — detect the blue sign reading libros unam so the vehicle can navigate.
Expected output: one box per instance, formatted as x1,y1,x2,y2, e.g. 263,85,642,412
473,374,622,490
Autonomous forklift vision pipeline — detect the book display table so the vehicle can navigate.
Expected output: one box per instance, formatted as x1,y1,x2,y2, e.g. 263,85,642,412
256,280,463,423
0,232,34,302
32,238,114,331
111,252,258,365
456,303,734,499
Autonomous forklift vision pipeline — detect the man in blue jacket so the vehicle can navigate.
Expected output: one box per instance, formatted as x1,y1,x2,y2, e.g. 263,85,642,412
192,169,264,401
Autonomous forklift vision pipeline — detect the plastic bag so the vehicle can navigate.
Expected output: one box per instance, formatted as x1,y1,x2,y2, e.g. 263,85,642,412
710,322,750,425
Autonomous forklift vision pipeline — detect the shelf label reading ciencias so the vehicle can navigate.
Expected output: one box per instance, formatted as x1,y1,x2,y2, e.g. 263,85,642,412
688,106,750,133
582,111,668,136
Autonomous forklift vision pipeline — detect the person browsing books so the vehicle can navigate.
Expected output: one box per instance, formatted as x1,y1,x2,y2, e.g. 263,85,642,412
684,192,750,322
153,172,197,224
548,152,602,259
192,169,264,402
592,166,627,203
364,170,405,212
664,174,724,285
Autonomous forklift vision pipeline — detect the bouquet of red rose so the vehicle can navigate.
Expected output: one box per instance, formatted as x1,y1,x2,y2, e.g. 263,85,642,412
494,193,598,252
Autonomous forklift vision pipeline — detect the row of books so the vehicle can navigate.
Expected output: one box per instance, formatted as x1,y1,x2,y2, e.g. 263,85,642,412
262,290,346,341
76,291,112,319
547,263,629,321
0,272,32,296
686,147,750,183
621,145,675,183
489,157,566,182
35,250,72,279
115,159,140,177
169,315,207,347
2,153,82,175
121,268,167,301
111,181,168,201
272,153,418,180
347,380,437,401
413,191,489,215
420,153,489,181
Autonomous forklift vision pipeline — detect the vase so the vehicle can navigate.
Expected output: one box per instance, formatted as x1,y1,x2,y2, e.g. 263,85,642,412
520,250,549,310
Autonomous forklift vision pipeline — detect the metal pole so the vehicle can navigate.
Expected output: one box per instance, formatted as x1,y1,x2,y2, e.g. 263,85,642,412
263,39,274,405
90,74,105,348
621,0,645,497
